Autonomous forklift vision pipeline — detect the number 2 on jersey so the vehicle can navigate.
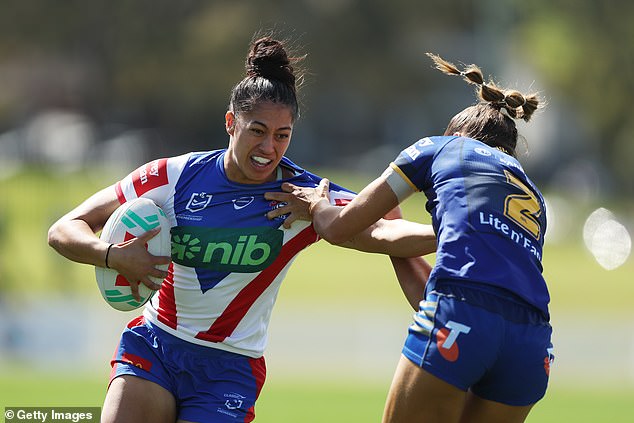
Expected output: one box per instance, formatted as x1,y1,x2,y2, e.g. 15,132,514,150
503,170,543,241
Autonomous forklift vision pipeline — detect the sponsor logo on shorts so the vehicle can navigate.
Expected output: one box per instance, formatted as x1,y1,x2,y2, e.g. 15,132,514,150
544,347,555,376
216,392,246,418
436,320,471,362
119,352,153,371
224,392,245,410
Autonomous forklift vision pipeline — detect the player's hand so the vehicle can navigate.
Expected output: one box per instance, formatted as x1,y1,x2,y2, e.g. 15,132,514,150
106,227,171,301
265,179,331,229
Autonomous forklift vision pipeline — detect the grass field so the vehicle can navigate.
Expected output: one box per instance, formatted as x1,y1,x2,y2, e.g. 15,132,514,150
1,168,633,421
2,368,633,422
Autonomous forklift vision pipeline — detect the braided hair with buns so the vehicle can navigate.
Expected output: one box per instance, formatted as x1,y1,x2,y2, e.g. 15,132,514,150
426,53,541,157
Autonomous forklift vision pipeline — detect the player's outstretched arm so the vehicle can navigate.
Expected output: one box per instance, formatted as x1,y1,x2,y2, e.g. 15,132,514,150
266,177,436,257
342,218,436,257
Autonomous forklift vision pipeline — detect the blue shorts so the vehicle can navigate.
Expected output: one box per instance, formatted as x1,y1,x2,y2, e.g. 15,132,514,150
403,281,554,406
110,316,266,422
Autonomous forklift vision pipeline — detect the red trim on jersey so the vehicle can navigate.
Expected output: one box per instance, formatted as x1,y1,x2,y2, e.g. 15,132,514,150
132,158,168,197
156,263,177,329
245,356,267,422
115,182,126,204
195,226,319,343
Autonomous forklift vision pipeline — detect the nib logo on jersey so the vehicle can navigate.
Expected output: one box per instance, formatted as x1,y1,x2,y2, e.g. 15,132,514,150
171,226,283,272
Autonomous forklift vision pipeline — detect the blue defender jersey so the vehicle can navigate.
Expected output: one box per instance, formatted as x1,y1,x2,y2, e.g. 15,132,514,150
390,136,549,317
115,149,354,357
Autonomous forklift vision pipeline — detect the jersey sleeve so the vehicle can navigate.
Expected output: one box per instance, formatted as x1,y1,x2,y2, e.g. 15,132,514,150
389,137,439,194
326,181,356,207
382,166,417,203
115,154,191,207
328,186,356,207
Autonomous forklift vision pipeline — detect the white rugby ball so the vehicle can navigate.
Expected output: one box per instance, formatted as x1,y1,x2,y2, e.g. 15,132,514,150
95,198,171,311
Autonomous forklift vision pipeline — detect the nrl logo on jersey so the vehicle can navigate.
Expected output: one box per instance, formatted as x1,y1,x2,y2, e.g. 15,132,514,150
186,192,213,213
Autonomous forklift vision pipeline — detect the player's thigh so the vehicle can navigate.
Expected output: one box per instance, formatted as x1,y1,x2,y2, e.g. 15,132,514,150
459,391,534,423
383,354,466,423
103,375,177,423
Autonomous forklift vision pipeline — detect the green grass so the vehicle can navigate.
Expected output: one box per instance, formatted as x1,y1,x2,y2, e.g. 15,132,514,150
0,369,106,407
2,369,634,422
528,386,634,423
261,383,634,422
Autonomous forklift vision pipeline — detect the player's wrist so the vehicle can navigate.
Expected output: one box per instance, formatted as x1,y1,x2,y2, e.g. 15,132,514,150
104,243,114,268
308,198,329,216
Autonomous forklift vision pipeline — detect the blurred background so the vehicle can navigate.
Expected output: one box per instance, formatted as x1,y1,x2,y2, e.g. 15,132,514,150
1,0,632,421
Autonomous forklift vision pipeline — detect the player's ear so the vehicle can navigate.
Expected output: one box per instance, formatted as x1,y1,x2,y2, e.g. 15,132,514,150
225,111,236,135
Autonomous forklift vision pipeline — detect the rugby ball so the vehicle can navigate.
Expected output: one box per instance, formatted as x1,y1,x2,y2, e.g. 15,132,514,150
95,198,171,311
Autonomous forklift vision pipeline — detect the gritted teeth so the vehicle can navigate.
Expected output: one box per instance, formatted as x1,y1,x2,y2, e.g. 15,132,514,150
251,156,272,165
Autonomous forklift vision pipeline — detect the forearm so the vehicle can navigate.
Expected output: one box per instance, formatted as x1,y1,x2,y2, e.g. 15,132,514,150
48,218,110,267
339,219,436,257
311,177,400,245
311,199,352,244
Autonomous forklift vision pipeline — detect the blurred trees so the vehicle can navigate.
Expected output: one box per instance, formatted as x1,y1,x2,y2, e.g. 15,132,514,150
515,0,634,194
0,0,631,194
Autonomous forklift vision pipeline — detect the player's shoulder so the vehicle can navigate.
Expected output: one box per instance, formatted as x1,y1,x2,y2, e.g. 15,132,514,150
184,149,225,167
394,136,447,166
163,150,226,181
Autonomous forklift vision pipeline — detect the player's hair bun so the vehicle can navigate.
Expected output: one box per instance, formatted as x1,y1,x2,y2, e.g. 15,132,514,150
246,37,296,88
229,34,305,122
